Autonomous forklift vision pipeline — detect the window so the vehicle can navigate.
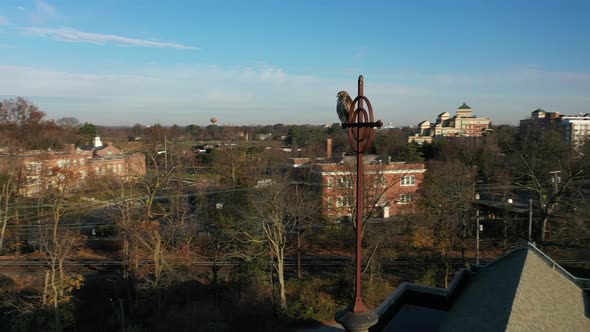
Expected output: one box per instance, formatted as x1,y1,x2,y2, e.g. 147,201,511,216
337,178,353,188
337,197,353,207
327,178,334,189
374,176,387,188
25,162,42,172
398,194,414,204
401,175,416,186
327,197,333,209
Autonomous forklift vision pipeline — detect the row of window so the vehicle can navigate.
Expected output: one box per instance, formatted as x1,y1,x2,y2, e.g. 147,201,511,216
326,178,353,189
326,193,414,208
25,158,88,172
95,164,124,175
57,158,86,168
327,196,353,208
326,175,416,188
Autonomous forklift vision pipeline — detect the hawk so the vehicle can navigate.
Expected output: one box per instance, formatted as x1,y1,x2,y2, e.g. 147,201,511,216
336,91,353,124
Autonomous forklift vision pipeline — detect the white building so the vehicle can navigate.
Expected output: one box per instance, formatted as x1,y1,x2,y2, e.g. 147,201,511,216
561,114,590,147
409,103,492,144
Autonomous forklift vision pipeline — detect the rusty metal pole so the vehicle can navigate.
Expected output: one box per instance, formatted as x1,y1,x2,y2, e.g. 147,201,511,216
353,76,366,313
336,75,382,332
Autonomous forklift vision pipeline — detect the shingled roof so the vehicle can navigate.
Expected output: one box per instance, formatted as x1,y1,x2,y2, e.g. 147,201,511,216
373,243,590,332
440,244,589,331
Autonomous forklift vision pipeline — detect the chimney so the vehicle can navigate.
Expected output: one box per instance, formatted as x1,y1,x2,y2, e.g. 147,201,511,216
326,139,333,159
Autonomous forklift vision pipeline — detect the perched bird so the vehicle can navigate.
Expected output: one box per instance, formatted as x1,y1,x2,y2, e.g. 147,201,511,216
336,91,353,124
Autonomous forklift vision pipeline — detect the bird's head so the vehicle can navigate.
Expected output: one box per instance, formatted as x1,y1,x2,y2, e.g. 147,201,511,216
337,91,349,98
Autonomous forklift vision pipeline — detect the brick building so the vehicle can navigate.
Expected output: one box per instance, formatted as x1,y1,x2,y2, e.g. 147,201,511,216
289,154,425,221
0,143,146,197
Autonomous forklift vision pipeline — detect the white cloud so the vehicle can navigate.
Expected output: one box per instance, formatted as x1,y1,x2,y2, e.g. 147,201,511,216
22,27,198,50
512,67,590,82
17,6,25,11
29,0,59,24
0,64,330,124
2,63,587,126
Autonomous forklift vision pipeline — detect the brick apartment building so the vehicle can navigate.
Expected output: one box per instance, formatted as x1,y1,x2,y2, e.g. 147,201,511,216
0,141,146,197
289,153,425,221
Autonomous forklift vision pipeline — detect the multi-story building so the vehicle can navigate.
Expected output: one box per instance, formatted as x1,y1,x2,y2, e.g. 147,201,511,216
560,114,590,147
0,141,146,197
409,103,492,144
519,109,590,148
289,154,426,221
518,108,561,139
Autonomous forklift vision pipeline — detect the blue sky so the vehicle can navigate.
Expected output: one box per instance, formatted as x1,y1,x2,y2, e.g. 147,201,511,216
0,0,589,126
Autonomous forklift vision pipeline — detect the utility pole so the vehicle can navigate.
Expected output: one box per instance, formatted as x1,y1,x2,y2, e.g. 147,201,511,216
297,220,302,280
164,136,168,169
549,170,561,194
473,180,482,264
476,208,480,265
504,197,513,253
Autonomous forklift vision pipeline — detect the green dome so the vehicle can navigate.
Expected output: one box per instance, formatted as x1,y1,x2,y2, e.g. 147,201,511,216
458,102,471,110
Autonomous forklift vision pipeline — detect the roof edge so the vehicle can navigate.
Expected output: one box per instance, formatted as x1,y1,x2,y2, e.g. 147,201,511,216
372,269,472,331
527,242,590,289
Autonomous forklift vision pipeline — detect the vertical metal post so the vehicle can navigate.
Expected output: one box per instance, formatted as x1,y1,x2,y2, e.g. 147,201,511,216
164,136,168,169
335,75,382,332
297,226,302,280
472,180,482,265
529,198,533,242
476,209,480,265
353,76,366,313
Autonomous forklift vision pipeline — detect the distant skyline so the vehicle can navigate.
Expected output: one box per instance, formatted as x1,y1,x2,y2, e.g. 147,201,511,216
1,0,589,126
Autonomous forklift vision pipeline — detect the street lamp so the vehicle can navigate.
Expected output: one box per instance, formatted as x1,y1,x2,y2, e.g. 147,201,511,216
504,196,513,253
473,180,482,264
506,197,534,243
335,76,382,332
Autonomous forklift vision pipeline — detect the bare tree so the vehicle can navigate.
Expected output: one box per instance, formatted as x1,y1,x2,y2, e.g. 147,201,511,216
116,150,203,292
240,175,318,311
0,97,65,150
0,174,16,255
514,129,590,243
35,166,86,331
416,159,475,287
